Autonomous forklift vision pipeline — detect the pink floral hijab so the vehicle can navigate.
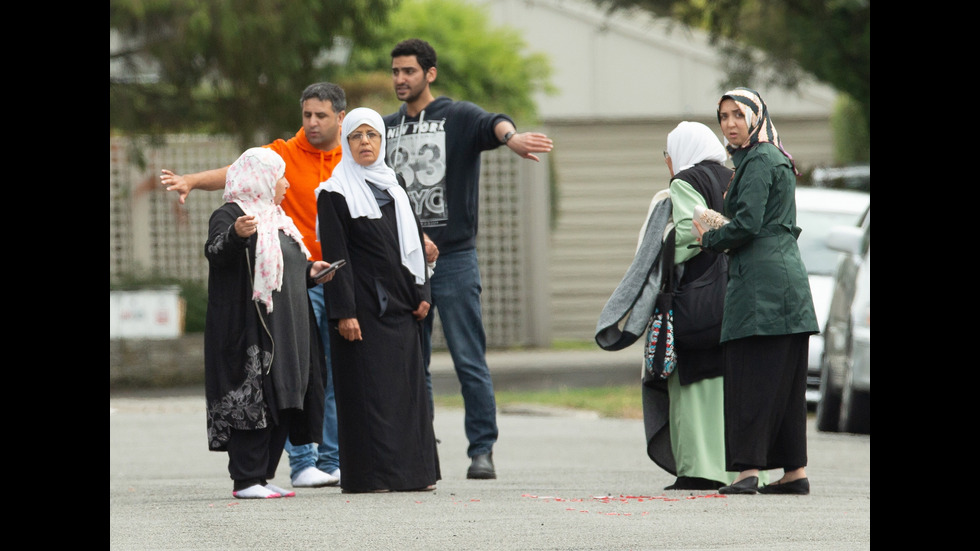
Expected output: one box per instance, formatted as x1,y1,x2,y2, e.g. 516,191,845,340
223,147,310,312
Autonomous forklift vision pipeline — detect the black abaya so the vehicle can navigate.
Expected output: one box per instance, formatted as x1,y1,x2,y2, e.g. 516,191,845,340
317,185,440,493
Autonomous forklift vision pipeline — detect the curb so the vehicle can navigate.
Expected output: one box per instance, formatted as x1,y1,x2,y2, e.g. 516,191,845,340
110,335,642,392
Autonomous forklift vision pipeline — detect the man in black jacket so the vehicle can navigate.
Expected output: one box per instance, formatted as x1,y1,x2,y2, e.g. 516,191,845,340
382,38,553,479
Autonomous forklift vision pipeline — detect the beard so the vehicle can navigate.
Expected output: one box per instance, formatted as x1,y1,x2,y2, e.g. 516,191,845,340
397,83,425,104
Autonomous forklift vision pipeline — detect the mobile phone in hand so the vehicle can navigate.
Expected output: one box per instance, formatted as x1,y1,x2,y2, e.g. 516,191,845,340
313,259,346,280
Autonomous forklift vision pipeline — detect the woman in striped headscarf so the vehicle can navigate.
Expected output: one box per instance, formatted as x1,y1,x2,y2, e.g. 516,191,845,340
692,88,819,495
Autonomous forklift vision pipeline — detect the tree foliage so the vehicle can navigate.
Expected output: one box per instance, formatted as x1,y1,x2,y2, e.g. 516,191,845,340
340,0,556,125
830,94,869,165
110,0,554,146
109,0,399,146
591,0,870,155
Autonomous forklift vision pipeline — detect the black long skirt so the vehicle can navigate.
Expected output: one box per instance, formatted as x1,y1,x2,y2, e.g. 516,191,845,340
723,333,809,472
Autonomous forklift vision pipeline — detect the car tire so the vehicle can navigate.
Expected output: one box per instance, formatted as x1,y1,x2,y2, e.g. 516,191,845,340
839,367,870,434
816,356,841,433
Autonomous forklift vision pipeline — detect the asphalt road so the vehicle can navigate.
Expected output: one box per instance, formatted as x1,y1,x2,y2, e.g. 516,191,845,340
110,384,870,550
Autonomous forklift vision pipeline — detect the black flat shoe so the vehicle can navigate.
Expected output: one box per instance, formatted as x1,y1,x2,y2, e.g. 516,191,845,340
759,477,810,495
718,476,759,495
664,476,724,491
396,485,436,492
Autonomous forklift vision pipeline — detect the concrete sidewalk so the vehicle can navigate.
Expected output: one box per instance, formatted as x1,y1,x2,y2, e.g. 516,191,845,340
110,336,644,393
110,346,871,551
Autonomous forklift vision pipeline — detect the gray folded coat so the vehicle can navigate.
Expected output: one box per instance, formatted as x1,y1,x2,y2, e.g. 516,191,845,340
594,195,672,351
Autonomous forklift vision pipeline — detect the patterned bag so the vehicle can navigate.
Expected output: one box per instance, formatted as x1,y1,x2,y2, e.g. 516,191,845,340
644,301,675,380
643,228,677,382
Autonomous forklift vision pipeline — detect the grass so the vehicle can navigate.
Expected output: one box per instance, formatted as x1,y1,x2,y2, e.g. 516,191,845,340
433,340,643,419
433,341,816,421
434,384,644,420
549,339,602,351
434,380,819,421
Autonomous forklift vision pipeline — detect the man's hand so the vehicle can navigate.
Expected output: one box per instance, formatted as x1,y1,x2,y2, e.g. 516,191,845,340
160,166,228,204
505,132,554,162
160,169,192,205
424,235,439,263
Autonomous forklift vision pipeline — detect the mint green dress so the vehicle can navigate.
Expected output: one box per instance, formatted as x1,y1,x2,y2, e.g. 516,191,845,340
668,179,767,485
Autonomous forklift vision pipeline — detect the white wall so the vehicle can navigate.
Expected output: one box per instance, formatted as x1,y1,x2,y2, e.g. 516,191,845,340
470,0,838,122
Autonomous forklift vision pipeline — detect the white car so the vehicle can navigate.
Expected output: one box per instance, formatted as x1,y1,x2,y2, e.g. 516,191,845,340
817,210,871,433
794,187,870,406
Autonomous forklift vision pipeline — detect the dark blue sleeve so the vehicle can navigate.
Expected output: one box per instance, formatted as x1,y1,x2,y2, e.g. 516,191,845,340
453,101,515,153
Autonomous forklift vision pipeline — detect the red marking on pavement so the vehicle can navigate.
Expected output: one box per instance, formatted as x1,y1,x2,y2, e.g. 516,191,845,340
521,492,726,516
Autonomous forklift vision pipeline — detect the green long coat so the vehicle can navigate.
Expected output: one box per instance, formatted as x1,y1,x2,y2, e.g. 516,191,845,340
700,143,818,342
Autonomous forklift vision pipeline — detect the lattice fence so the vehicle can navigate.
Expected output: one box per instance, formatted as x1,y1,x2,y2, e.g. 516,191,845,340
109,135,544,349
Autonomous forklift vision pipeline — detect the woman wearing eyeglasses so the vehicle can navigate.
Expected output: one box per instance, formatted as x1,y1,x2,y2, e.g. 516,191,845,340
315,107,440,493
653,121,739,492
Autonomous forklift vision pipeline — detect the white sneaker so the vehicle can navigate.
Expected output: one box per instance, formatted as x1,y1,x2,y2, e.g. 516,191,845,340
233,484,281,499
264,483,296,497
328,469,341,485
291,466,339,488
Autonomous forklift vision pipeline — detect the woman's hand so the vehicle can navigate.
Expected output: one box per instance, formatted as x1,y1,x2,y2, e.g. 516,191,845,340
338,318,362,341
234,215,258,238
413,301,431,320
310,261,336,283
691,219,706,243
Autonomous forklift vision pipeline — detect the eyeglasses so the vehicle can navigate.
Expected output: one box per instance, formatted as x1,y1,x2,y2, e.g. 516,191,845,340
348,131,381,142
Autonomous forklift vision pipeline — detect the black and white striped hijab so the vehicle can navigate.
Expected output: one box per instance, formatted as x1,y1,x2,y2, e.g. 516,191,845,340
717,87,798,175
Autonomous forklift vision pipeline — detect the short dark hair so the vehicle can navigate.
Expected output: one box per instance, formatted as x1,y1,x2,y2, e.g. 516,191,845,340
300,82,346,112
391,38,437,73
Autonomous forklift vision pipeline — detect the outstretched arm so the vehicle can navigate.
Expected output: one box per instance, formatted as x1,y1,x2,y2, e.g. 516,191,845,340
494,121,554,162
160,166,229,204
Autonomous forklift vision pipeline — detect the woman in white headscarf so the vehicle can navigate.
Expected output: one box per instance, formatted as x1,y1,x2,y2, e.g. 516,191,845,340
645,121,742,491
204,147,336,499
315,107,440,493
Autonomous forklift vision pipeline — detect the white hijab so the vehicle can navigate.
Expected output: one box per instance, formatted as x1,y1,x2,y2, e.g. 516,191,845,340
315,107,425,284
665,121,728,172
223,147,309,312
636,122,728,251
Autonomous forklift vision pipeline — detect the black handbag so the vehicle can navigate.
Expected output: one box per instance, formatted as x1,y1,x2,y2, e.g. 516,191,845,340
672,249,728,349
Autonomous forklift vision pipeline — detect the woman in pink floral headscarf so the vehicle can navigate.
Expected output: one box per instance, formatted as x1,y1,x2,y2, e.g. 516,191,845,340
204,147,337,499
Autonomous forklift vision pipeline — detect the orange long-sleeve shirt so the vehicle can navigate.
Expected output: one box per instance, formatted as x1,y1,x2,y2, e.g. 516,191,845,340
265,128,342,261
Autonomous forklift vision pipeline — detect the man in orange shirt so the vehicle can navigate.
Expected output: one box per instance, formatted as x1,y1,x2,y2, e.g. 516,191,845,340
161,82,346,489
